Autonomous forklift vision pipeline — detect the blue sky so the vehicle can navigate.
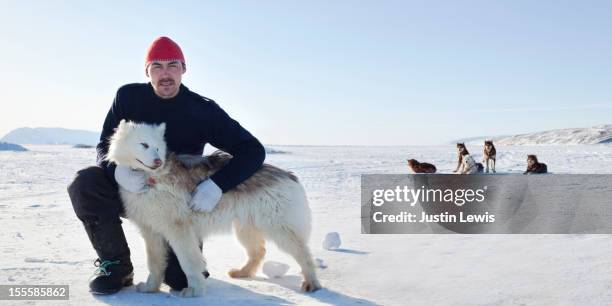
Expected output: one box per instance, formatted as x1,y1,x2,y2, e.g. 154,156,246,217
1,1,611,145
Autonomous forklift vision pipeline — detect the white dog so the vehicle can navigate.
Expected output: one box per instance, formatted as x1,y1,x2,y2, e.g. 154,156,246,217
105,120,321,297
458,152,479,174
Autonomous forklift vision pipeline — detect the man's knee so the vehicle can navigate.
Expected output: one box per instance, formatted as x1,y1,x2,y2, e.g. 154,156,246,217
68,166,121,222
68,166,109,203
68,167,103,195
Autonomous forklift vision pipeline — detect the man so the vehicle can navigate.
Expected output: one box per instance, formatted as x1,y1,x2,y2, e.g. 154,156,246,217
67,37,265,294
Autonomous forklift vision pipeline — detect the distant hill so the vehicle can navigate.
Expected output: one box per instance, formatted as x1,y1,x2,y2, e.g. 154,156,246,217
453,124,612,145
265,147,288,154
0,127,292,153
73,144,95,149
450,136,498,145
0,142,28,152
1,128,100,145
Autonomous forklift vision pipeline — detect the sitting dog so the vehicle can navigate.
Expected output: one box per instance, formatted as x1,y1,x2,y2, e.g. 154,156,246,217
407,159,437,173
483,140,496,173
453,143,469,173
524,154,548,174
457,151,480,174
105,120,321,297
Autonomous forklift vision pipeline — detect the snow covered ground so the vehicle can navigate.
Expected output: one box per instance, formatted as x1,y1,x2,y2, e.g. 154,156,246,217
2,144,612,305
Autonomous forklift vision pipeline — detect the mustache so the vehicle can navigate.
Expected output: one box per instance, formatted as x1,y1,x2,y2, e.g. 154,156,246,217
158,78,175,85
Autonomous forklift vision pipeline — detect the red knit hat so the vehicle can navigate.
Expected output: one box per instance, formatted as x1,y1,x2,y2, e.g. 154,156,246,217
145,36,185,66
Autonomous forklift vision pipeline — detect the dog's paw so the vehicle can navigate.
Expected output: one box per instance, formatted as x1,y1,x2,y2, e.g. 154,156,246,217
136,282,159,293
179,286,205,298
301,280,321,293
228,268,253,278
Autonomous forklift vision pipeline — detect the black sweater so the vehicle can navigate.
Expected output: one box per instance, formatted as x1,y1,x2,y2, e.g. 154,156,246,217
96,83,265,193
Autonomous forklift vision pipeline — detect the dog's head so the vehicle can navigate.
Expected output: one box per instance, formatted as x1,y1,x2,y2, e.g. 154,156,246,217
456,143,467,153
407,159,418,167
105,120,168,173
527,154,538,166
484,140,494,149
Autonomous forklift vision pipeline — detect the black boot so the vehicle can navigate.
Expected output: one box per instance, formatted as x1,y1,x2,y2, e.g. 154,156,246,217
83,220,134,295
163,242,210,291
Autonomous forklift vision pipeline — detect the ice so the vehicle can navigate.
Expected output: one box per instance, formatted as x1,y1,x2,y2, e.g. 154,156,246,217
315,258,327,269
262,261,290,279
322,232,341,250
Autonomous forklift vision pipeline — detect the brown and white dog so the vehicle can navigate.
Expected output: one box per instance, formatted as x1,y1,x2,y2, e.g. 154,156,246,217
453,143,469,173
524,154,548,174
407,159,437,173
483,140,496,173
105,120,320,297
457,151,482,174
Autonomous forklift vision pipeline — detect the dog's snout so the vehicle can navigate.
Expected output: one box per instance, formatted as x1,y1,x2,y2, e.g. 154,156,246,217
154,158,163,167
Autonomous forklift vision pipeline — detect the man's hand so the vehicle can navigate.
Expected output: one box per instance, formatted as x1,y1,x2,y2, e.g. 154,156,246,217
115,165,149,193
189,179,222,212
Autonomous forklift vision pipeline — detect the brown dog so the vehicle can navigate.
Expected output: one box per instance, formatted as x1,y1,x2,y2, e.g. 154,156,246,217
524,155,547,174
483,140,497,173
407,159,437,173
453,143,469,173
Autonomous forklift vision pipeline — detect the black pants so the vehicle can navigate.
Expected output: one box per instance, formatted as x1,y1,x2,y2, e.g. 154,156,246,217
68,166,192,290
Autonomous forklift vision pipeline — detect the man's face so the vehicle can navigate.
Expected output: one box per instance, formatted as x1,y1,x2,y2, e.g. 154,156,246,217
146,60,186,99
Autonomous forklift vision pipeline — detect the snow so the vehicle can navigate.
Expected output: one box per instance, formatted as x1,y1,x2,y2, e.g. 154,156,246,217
322,232,342,250
262,261,290,279
2,144,612,305
496,124,612,145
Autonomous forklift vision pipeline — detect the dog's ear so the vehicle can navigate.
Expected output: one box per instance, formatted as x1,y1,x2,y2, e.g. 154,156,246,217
157,123,166,136
117,119,127,130
115,119,133,134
